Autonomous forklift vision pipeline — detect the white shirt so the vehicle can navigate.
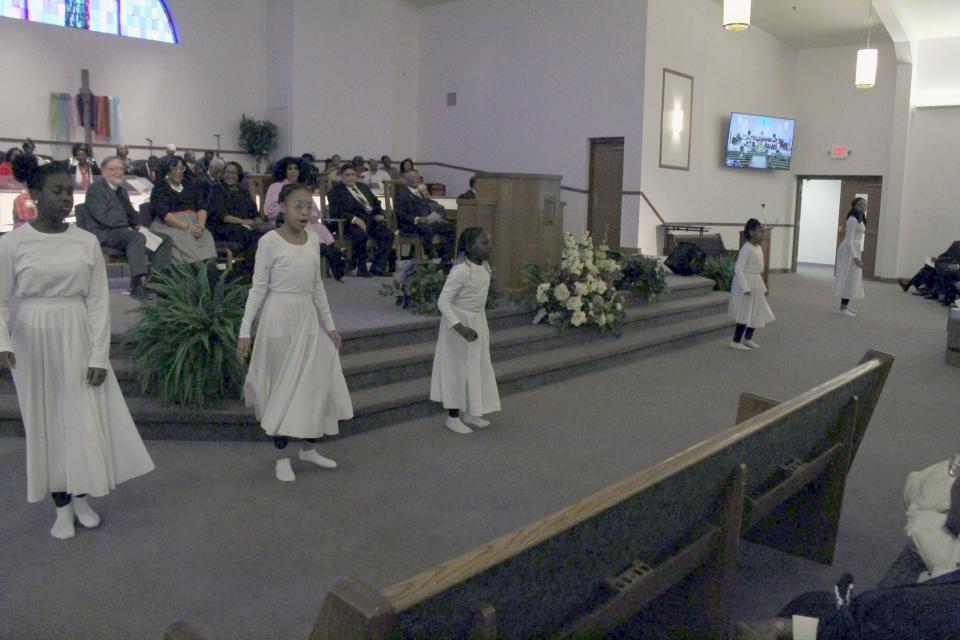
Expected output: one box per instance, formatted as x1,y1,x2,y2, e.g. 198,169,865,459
363,169,392,193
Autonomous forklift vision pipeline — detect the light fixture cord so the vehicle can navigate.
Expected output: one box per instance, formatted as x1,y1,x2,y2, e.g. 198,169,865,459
866,0,873,48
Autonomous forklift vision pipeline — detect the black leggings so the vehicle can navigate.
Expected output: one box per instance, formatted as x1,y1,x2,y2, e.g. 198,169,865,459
841,298,850,307
51,492,87,507
733,324,755,343
272,436,318,450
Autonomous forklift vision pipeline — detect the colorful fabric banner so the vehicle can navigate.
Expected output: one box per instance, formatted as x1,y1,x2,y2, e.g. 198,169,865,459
49,92,121,142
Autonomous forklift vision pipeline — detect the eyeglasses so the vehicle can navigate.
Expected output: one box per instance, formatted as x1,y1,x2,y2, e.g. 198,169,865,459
286,203,313,212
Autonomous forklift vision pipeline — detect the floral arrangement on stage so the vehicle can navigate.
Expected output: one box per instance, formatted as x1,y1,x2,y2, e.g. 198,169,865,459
380,261,499,316
617,253,667,299
524,231,625,333
701,253,735,292
127,267,247,409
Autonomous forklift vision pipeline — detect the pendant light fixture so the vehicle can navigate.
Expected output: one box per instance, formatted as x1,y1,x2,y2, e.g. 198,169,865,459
855,0,878,89
723,0,751,31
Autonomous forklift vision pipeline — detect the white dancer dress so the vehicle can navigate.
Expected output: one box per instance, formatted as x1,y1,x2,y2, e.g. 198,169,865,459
240,231,353,438
430,261,501,417
0,224,154,503
834,216,866,301
728,242,776,328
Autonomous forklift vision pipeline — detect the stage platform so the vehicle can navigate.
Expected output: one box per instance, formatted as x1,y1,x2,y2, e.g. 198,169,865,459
0,273,733,441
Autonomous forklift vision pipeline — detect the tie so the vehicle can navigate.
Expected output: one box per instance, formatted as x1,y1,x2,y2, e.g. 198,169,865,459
351,186,371,211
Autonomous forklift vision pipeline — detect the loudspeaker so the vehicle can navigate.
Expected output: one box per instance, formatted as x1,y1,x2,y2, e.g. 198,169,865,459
665,241,706,276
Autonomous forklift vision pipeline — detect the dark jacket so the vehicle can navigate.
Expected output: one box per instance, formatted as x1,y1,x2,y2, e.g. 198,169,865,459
83,179,138,238
393,185,431,232
327,182,382,226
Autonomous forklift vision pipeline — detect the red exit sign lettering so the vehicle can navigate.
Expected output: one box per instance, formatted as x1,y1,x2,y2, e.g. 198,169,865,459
830,146,851,158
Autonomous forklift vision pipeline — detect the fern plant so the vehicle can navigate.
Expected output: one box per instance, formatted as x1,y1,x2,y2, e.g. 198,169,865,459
702,253,736,292
618,254,667,299
126,267,248,409
381,261,499,315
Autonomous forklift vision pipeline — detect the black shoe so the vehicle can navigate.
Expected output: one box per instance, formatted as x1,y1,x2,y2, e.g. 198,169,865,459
898,279,911,292
130,283,155,301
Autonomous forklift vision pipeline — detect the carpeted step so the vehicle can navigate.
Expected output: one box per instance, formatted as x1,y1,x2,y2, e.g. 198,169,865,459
0,313,734,441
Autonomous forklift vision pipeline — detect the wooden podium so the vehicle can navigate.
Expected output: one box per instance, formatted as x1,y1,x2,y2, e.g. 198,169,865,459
458,173,564,292
739,227,772,289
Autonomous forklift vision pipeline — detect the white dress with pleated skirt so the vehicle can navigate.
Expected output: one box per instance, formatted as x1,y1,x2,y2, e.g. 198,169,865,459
728,242,776,328
834,216,866,301
0,224,154,503
430,261,501,417
240,231,353,438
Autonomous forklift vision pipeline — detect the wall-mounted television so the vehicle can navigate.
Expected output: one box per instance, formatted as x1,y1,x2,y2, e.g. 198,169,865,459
724,112,796,170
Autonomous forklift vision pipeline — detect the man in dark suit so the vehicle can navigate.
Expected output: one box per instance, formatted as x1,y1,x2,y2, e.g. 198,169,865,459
327,165,393,276
394,170,455,264
899,241,960,304
457,175,477,200
84,156,172,299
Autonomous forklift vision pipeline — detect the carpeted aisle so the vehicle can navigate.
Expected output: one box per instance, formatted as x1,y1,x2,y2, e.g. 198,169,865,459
0,266,956,639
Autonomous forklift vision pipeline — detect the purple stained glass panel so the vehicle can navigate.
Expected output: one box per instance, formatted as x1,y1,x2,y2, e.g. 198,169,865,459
0,0,28,20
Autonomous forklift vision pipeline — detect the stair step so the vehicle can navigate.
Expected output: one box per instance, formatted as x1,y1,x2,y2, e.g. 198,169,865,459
0,313,734,441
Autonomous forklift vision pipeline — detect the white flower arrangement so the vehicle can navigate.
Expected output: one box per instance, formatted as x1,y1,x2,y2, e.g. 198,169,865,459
527,231,626,332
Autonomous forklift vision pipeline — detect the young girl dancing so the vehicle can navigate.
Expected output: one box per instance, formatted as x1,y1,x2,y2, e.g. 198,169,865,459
236,183,353,481
0,156,154,539
729,218,775,351
834,197,867,317
430,227,501,434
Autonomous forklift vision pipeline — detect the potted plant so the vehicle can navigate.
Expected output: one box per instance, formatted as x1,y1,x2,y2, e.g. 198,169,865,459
238,114,277,173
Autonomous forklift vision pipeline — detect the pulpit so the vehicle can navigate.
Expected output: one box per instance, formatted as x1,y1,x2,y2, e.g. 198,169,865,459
739,227,772,289
459,173,564,292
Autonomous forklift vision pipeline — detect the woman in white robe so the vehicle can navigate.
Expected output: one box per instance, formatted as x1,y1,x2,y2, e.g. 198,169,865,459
236,183,353,482
0,157,154,540
430,227,500,434
834,197,867,316
728,218,775,351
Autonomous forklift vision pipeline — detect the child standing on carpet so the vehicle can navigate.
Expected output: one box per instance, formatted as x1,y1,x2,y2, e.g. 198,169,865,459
834,197,867,317
236,183,353,482
729,218,775,351
0,156,154,539
430,227,501,434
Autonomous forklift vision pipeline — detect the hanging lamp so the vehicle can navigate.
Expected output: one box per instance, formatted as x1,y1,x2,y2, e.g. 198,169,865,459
855,0,878,89
723,0,751,31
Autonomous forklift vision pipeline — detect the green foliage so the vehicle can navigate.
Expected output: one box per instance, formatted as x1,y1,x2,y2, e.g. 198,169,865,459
380,262,499,316
126,267,248,409
617,253,667,298
238,114,278,173
702,253,736,291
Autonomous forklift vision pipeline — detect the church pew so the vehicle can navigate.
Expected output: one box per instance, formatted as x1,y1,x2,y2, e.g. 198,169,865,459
165,350,893,640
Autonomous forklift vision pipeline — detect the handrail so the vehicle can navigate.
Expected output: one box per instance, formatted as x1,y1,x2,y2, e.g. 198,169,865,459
381,353,891,612
0,136,246,155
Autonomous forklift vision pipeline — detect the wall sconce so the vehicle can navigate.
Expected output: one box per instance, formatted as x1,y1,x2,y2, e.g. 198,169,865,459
672,108,684,134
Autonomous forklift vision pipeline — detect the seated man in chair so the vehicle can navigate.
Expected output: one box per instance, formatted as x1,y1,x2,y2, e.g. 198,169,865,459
85,156,173,299
900,241,960,304
394,169,455,266
327,165,393,277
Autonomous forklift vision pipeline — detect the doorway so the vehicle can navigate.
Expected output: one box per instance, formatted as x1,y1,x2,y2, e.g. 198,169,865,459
588,137,624,251
793,176,882,278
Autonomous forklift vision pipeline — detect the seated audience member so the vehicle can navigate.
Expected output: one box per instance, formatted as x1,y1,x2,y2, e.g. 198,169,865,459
362,158,392,194
899,241,960,305
327,165,393,277
417,182,448,216
182,150,202,185
399,157,416,176
197,157,226,201
85,156,173,299
164,143,177,158
202,150,215,170
262,156,343,278
394,169,456,265
381,155,400,180
21,138,52,165
458,175,478,200
301,153,321,190
205,161,264,274
324,154,344,184
352,155,368,177
9,156,38,228
116,144,134,174
68,142,100,190
0,148,21,188
148,155,217,267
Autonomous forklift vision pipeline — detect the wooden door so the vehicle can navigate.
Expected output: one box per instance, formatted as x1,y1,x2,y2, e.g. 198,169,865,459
837,180,881,278
588,138,624,251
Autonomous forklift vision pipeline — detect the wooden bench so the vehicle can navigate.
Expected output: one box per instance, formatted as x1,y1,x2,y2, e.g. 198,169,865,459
165,350,893,640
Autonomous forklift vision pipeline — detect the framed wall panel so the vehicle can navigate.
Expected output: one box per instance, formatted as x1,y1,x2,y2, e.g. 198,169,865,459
659,68,694,170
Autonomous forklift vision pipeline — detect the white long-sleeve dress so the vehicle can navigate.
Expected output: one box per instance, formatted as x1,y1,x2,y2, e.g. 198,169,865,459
0,224,154,503
240,230,352,438
430,261,500,416
728,242,775,328
834,215,866,300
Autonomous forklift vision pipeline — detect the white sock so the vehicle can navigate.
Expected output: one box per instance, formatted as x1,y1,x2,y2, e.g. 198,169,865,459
72,496,100,528
462,414,490,428
275,458,295,482
445,416,473,434
298,447,337,469
51,504,76,540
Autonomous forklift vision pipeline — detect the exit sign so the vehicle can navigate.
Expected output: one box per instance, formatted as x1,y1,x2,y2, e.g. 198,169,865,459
830,145,851,158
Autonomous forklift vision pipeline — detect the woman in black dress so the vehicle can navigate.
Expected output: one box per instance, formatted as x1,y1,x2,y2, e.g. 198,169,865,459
205,162,267,273
148,156,217,266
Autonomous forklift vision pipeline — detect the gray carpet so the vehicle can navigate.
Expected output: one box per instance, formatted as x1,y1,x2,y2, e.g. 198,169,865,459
1,266,956,639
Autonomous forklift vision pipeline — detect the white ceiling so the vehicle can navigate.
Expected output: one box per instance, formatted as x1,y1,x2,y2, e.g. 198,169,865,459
721,0,891,49
897,0,960,40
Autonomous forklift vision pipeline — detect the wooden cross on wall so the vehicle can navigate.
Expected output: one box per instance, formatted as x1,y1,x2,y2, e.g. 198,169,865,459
78,68,93,145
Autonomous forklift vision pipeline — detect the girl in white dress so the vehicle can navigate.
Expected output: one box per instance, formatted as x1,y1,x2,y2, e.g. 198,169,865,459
729,218,776,351
236,183,353,482
834,197,867,317
430,227,501,434
0,157,154,539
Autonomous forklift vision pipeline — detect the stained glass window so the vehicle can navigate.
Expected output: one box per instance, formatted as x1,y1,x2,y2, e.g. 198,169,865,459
0,0,177,43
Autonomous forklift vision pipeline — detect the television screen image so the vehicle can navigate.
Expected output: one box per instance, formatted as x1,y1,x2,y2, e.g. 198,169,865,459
724,112,796,170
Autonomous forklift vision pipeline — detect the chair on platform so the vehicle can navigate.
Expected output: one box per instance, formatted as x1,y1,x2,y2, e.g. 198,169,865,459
75,203,128,273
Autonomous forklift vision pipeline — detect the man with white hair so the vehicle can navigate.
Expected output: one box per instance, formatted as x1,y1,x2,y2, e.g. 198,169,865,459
164,144,177,157
197,157,226,201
